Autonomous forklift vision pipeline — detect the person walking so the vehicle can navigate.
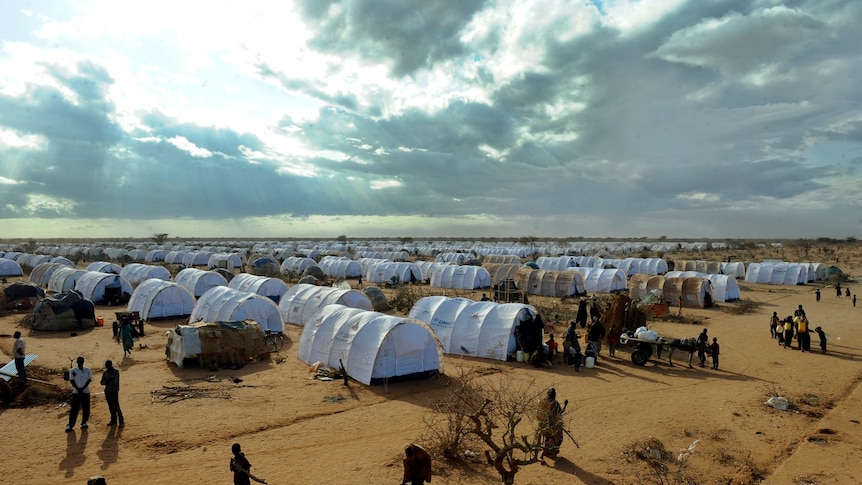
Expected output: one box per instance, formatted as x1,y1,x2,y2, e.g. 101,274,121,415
538,388,568,464
814,326,827,353
66,356,92,431
815,288,821,302
783,318,795,349
120,319,134,356
100,360,124,427
230,443,267,484
12,331,27,384
854,294,857,308
796,316,810,352
770,312,780,339
696,328,709,367
710,337,720,370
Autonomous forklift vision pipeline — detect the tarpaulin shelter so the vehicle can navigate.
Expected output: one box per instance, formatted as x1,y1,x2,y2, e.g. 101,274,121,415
2,281,46,310
166,320,269,368
28,291,96,331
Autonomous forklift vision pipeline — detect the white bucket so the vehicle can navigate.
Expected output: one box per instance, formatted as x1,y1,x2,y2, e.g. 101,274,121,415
585,356,595,368
516,350,525,362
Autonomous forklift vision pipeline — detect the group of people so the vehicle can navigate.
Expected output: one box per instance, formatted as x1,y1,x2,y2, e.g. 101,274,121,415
770,305,827,353
65,356,125,431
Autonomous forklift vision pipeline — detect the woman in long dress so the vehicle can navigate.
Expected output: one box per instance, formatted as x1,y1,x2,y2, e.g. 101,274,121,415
539,388,568,462
120,321,134,356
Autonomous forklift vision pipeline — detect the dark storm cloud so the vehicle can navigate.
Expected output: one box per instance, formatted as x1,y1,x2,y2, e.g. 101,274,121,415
296,0,487,77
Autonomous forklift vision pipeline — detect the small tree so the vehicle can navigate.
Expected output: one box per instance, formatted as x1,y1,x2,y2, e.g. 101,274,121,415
424,368,570,485
152,233,169,245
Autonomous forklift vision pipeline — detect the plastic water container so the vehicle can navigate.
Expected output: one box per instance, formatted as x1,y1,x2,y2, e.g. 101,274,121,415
585,356,595,368
96,317,105,327
516,350,525,362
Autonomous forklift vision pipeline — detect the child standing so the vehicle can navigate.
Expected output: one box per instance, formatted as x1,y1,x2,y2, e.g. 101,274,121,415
814,326,827,353
710,337,720,370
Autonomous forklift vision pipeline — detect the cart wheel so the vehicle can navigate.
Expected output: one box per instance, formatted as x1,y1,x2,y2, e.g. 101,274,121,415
631,349,648,366
637,342,654,359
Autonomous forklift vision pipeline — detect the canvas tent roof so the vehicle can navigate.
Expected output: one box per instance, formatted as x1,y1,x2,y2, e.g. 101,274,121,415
119,263,172,289
175,268,229,298
513,267,586,298
408,296,537,361
48,267,87,293
128,279,196,321
744,262,808,285
629,275,714,308
228,273,289,303
278,283,373,327
565,267,627,293
298,304,442,386
665,271,740,302
190,286,284,333
429,265,491,290
28,262,65,287
75,271,134,304
0,258,24,277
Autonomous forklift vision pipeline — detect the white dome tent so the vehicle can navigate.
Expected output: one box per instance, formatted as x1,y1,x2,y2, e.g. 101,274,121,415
75,271,134,305
280,256,317,274
720,262,746,278
190,286,284,333
228,273,289,303
174,268,229,298
278,284,373,327
317,256,364,279
28,262,65,287
430,265,491,290
86,261,122,274
364,261,422,285
0,258,24,277
408,296,537,361
414,261,452,281
119,263,172,289
298,304,442,386
535,256,577,271
128,279,196,321
565,267,627,293
665,271,740,302
48,267,87,293
745,263,808,285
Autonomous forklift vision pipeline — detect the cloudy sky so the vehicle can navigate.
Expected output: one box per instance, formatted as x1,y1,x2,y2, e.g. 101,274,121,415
1,0,861,240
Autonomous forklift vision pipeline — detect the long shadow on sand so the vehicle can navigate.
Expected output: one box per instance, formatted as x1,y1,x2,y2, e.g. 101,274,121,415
546,456,617,485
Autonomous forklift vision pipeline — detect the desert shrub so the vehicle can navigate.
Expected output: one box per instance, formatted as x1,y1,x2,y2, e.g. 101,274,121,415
623,437,699,485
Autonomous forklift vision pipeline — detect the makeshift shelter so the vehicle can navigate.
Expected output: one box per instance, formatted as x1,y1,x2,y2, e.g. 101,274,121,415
75,271,134,305
302,265,327,281
119,263,172,289
408,296,537,361
363,286,390,311
429,265,491,290
675,260,723,274
128,279,196,321
513,267,586,298
166,320,270,368
228,273,289,304
483,254,521,264
0,258,23,277
481,263,521,286
566,267,627,293
28,291,96,331
48,267,87,293
175,268,229,298
279,283,373,327
298,304,442,385
1,281,45,310
190,286,284,333
629,275,715,308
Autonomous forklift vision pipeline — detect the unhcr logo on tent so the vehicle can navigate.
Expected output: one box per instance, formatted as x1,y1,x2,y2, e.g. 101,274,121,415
430,318,453,327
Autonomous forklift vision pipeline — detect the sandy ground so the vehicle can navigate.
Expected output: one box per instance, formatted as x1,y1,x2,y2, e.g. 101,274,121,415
1,254,861,485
